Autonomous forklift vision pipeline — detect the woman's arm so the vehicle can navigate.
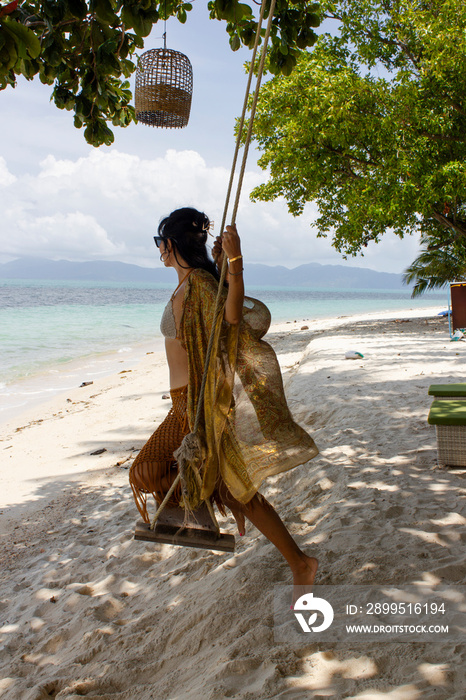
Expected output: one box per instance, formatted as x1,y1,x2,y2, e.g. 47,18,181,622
213,224,244,325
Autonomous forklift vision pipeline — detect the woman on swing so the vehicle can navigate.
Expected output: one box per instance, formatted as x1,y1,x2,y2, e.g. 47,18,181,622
129,207,319,589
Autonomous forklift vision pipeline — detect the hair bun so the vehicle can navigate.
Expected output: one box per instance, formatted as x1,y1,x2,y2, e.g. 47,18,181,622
191,215,211,240
201,216,211,233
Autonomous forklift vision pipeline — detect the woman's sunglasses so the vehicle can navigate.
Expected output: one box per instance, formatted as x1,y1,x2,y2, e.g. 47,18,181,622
153,236,164,248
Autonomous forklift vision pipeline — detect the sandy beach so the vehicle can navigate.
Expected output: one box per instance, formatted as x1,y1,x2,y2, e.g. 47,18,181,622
0,308,465,699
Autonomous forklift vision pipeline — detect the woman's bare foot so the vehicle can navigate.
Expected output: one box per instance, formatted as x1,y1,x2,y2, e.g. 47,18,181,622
291,554,319,607
293,554,319,585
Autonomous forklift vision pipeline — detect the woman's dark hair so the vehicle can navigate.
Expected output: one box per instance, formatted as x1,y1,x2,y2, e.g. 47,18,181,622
158,207,220,281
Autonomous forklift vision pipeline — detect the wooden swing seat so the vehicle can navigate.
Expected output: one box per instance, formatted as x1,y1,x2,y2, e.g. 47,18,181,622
134,502,235,552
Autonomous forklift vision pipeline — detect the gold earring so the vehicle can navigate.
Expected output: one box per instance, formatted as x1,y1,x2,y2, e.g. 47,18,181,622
160,250,169,262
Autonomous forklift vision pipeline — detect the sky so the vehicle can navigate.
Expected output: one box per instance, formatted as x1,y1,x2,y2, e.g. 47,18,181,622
0,3,422,273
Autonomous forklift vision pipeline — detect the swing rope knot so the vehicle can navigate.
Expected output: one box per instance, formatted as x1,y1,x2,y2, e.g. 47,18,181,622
174,431,203,509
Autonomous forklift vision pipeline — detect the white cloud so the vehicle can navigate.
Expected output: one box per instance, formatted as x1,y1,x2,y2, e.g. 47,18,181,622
0,149,420,272
0,157,16,187
22,212,126,258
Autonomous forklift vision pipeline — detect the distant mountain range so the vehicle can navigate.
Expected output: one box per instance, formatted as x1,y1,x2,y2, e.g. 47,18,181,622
0,257,407,289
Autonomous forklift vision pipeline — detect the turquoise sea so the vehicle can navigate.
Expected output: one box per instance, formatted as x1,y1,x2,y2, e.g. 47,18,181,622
0,279,446,421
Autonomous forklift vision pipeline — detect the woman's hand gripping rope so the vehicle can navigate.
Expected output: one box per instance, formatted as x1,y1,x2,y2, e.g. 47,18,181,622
212,225,242,273
213,225,244,326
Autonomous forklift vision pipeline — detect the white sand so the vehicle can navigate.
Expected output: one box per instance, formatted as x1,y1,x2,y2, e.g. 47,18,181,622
0,309,465,699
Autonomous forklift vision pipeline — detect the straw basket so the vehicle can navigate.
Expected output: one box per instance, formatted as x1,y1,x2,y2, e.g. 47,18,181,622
135,48,193,128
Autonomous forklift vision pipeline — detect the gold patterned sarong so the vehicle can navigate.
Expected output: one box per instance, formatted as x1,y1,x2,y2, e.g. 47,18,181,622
179,269,319,507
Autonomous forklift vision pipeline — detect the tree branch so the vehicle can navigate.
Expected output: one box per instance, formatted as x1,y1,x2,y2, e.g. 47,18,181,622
324,143,377,167
448,102,466,118
323,12,421,70
117,24,126,57
419,130,466,143
426,237,456,250
335,167,361,180
432,211,466,238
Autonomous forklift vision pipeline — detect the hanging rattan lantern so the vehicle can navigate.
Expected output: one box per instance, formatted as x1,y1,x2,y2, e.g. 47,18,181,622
135,48,193,128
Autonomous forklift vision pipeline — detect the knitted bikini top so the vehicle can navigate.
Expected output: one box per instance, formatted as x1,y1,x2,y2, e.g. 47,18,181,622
160,298,177,339
160,270,195,340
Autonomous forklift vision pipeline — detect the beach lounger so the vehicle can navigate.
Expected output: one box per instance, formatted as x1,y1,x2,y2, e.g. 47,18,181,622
428,400,466,468
428,384,466,400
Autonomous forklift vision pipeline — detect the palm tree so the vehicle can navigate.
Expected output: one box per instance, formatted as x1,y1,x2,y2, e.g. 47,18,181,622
403,234,466,297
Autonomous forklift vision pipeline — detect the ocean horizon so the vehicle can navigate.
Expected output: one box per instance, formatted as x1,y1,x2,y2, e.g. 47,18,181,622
0,278,447,422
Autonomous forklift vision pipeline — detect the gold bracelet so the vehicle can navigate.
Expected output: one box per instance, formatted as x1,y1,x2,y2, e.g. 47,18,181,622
228,255,243,263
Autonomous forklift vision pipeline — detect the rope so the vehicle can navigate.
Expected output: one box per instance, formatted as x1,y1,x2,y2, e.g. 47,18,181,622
192,0,277,432
216,0,269,253
151,0,277,533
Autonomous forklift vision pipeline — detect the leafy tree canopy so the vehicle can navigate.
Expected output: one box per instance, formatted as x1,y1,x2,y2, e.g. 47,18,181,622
0,0,320,146
249,0,466,262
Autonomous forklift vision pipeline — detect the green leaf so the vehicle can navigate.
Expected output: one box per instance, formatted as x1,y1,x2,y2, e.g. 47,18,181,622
278,39,288,56
0,28,17,69
39,62,57,83
237,3,253,19
19,57,38,79
42,37,63,67
131,10,153,37
67,0,87,20
93,0,118,25
84,119,115,146
91,21,105,47
121,6,135,29
230,33,240,51
305,12,320,29
2,17,41,59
